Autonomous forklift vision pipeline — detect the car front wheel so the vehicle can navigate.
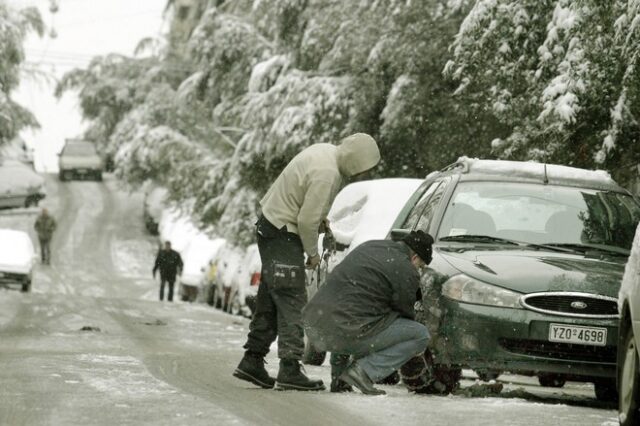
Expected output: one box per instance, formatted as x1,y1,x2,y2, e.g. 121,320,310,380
619,325,640,425
21,280,31,292
594,378,618,402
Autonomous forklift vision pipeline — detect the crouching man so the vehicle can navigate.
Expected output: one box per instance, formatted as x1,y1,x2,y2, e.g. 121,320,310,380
302,231,433,395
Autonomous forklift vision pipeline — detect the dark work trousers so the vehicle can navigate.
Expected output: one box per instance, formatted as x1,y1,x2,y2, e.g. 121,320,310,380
243,215,307,360
159,276,176,302
39,238,51,264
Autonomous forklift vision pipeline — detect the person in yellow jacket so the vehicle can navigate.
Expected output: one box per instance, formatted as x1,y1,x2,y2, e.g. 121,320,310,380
233,133,380,391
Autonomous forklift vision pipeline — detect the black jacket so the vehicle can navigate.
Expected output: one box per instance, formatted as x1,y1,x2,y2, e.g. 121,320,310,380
303,240,420,346
153,248,183,280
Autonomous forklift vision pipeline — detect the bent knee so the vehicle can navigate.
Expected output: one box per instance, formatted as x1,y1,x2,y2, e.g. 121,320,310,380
413,323,430,348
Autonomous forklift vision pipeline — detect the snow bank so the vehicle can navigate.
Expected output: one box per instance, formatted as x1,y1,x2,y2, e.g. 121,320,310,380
0,228,34,271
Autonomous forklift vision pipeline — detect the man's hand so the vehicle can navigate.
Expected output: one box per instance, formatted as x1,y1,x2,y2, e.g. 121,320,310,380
318,218,331,234
305,254,321,270
152,270,156,279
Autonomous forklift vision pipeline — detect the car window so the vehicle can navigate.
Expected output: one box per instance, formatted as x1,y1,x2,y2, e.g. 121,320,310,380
63,144,97,156
415,180,448,233
437,181,640,250
402,181,442,230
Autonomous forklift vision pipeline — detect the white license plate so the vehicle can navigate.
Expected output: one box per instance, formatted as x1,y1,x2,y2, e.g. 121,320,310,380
549,323,607,346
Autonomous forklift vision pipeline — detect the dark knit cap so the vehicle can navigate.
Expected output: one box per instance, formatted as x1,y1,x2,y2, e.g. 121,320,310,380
403,230,434,265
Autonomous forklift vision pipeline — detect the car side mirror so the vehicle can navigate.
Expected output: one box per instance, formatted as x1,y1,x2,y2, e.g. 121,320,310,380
389,228,410,241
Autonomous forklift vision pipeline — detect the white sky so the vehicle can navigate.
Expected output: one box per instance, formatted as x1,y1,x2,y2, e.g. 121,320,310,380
9,0,168,172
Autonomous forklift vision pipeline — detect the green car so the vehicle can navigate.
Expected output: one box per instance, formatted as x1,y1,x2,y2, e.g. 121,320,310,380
390,158,640,401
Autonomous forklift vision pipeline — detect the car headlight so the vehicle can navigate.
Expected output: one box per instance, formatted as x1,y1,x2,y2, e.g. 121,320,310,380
442,274,522,309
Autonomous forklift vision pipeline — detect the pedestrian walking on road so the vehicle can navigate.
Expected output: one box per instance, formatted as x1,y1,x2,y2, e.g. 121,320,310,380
34,208,56,265
152,241,183,302
233,133,381,391
303,231,434,395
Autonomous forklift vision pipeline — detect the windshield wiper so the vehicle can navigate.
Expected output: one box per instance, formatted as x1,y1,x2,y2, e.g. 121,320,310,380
541,243,630,257
440,235,519,245
440,235,578,253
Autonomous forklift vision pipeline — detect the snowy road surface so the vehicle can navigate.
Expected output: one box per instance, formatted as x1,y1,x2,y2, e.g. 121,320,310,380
0,176,620,425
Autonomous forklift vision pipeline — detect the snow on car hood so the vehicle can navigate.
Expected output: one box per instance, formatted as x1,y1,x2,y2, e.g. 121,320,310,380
328,178,422,248
439,249,624,298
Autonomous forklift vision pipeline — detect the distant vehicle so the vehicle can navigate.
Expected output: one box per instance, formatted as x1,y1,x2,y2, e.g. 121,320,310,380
0,229,36,292
234,244,261,317
143,185,168,235
618,224,640,425
213,244,245,314
390,157,640,400
303,178,423,365
178,235,225,303
58,140,103,181
0,160,46,209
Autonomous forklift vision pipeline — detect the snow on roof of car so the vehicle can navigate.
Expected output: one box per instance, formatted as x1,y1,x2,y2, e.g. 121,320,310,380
0,229,34,265
0,161,44,192
455,157,618,188
328,178,423,249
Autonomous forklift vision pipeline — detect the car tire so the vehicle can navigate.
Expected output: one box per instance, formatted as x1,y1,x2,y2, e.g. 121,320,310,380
63,171,73,181
594,378,618,402
475,369,502,382
95,172,103,182
619,325,639,425
538,374,566,388
58,172,66,182
302,336,326,366
21,280,31,293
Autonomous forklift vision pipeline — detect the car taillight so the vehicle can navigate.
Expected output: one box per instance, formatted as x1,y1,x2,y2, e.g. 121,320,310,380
250,272,261,286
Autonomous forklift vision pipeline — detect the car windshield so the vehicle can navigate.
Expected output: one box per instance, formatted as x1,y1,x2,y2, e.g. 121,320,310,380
64,144,96,156
437,181,640,252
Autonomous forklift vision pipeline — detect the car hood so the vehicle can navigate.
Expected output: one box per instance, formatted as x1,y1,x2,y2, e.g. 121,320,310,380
439,248,625,298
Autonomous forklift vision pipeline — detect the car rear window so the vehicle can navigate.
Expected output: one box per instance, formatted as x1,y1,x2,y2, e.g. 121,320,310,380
63,144,97,156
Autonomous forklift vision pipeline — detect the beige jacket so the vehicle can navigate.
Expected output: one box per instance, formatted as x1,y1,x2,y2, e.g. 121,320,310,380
260,133,380,257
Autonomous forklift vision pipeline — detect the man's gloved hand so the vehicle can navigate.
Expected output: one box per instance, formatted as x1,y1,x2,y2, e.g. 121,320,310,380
306,254,321,270
152,271,156,279
318,218,331,234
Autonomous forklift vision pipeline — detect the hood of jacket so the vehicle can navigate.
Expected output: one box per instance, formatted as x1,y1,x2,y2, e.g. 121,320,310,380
337,133,380,177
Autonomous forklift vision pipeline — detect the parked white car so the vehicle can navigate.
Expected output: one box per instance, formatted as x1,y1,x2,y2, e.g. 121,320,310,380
303,178,423,365
0,160,46,209
58,139,103,181
214,244,245,314
178,235,225,302
0,229,36,292
618,223,640,425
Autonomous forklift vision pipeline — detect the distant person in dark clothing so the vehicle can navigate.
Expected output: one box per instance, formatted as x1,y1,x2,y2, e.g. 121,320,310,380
34,208,56,265
152,241,183,302
303,231,434,395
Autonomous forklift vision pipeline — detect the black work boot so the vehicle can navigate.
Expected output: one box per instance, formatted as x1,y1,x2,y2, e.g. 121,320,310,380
339,362,386,395
233,352,275,389
275,359,325,391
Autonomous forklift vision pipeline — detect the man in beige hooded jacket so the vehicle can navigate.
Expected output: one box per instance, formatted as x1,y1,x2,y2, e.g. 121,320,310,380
233,133,381,391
